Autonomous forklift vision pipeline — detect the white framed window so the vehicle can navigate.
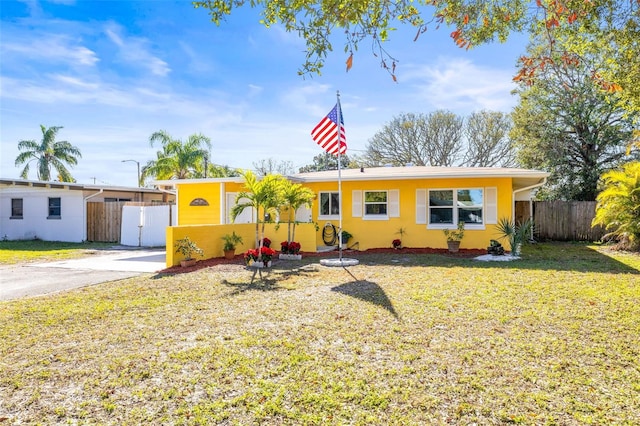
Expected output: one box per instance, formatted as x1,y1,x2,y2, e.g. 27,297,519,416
352,189,399,220
364,191,388,216
319,191,340,219
11,198,23,219
428,189,484,228
48,197,61,219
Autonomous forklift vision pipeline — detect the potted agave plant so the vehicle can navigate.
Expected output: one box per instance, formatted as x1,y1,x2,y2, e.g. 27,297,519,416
175,236,204,267
495,217,533,257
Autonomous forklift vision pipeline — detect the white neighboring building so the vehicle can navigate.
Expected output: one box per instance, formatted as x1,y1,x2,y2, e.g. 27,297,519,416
0,178,174,243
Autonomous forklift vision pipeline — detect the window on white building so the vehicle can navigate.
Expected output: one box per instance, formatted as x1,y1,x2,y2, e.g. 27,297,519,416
48,197,61,219
11,198,23,219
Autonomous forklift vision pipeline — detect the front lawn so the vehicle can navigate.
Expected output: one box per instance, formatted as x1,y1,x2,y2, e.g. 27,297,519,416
0,240,115,264
1,243,638,424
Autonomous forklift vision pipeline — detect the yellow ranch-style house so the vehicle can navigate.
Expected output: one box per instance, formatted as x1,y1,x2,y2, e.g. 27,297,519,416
155,166,549,267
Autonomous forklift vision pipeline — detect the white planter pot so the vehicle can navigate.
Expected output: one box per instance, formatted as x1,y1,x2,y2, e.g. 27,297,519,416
279,254,302,260
248,260,272,268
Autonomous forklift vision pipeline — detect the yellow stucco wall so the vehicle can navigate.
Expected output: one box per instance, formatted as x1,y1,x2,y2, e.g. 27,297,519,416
304,177,514,251
166,222,317,267
167,175,517,265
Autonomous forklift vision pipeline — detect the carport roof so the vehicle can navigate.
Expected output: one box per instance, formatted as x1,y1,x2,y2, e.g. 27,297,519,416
0,177,166,193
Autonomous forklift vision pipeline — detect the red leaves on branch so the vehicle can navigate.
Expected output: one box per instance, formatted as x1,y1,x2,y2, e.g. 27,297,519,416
592,72,623,93
515,54,624,94
450,28,471,49
537,0,587,27
346,52,353,72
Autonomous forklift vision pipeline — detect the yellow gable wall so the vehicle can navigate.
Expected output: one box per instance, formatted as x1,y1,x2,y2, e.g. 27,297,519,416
304,177,514,250
176,182,222,225
176,181,248,225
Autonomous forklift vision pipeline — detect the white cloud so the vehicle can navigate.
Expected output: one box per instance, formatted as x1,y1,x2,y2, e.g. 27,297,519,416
279,83,335,117
1,35,99,66
403,57,518,113
247,84,263,97
104,22,170,77
179,41,216,74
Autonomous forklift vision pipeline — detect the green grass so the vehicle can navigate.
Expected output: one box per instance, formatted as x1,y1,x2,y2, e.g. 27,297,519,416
1,243,639,424
0,240,114,264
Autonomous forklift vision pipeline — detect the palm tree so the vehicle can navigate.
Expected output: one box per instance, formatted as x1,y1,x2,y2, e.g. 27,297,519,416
231,170,284,250
141,130,211,182
280,180,315,244
14,125,82,182
592,161,640,250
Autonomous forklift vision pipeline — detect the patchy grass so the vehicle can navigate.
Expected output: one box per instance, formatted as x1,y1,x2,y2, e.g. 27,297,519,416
0,240,115,264
1,243,639,424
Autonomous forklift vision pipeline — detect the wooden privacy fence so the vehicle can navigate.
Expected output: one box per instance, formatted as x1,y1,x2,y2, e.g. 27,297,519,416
515,200,606,242
87,201,174,243
87,201,126,242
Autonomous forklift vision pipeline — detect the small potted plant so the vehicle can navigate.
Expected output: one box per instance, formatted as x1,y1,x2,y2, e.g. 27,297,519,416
340,230,353,249
487,239,505,256
221,231,243,260
443,221,465,253
174,236,204,267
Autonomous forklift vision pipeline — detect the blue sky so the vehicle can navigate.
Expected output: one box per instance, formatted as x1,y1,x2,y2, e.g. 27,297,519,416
1,0,529,187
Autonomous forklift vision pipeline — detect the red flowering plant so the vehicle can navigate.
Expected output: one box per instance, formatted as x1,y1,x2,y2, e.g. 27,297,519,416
260,237,271,248
392,239,402,249
280,241,302,254
244,246,276,264
259,246,276,262
243,248,260,265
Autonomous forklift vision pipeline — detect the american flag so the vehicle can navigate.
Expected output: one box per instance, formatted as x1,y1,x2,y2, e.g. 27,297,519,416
311,103,347,155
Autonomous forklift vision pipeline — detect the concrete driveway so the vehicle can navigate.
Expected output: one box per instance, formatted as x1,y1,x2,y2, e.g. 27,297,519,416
0,248,166,301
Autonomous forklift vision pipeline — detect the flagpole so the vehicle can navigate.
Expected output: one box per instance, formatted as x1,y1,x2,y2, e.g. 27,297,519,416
336,90,343,262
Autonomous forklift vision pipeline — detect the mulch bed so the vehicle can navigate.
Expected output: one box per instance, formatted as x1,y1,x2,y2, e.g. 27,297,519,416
161,247,487,274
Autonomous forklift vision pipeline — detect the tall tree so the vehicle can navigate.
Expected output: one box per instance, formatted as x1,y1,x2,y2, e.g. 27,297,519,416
298,153,355,173
362,111,464,167
253,158,296,176
208,164,240,178
141,130,211,182
194,0,639,115
15,125,82,182
462,110,516,167
511,42,637,201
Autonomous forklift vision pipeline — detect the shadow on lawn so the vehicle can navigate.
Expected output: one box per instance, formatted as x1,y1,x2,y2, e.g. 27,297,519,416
219,266,318,296
323,243,639,275
332,280,399,319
